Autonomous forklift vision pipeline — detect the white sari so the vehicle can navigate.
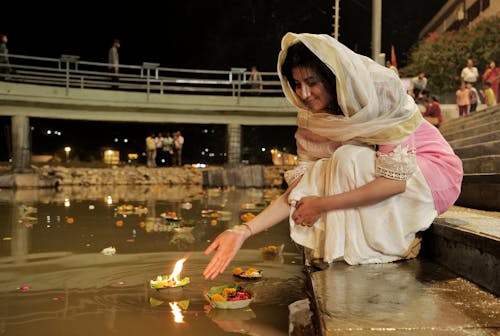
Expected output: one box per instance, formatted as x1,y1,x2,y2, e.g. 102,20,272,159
278,33,437,264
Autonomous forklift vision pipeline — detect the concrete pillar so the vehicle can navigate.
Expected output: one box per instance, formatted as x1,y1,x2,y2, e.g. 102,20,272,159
11,115,33,173
371,0,382,63
227,124,241,165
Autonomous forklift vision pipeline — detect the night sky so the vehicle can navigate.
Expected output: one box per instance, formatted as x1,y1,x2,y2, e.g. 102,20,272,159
1,0,447,164
3,0,447,70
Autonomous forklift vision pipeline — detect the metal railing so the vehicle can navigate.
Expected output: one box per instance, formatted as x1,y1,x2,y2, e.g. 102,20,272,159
0,53,284,100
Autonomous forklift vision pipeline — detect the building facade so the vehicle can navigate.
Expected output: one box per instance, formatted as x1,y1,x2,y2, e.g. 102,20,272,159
419,0,500,39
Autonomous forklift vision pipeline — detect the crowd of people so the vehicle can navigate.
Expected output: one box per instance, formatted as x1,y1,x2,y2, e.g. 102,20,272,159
456,58,498,117
145,130,184,167
384,56,498,126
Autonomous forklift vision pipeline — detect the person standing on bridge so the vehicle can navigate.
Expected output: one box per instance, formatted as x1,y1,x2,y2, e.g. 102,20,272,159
0,34,12,80
108,38,120,88
203,33,463,280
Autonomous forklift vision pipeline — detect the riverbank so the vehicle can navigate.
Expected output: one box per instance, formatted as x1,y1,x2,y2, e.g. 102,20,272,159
0,163,292,188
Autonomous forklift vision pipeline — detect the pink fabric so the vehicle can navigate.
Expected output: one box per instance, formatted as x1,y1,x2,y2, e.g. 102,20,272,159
378,120,463,214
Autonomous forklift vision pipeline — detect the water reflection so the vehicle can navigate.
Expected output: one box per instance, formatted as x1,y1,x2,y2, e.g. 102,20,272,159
0,185,307,335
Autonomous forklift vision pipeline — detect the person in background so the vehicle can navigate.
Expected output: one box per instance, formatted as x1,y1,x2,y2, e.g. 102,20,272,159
145,132,156,168
481,81,497,107
155,132,164,166
481,61,499,102
456,82,470,117
162,132,174,166
460,58,479,85
411,72,428,101
422,96,443,127
249,65,263,95
385,60,399,77
466,82,481,113
203,32,463,280
173,131,184,166
0,34,12,80
108,38,120,88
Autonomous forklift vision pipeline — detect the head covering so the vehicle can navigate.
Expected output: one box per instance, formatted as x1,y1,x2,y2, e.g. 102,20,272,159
277,33,422,145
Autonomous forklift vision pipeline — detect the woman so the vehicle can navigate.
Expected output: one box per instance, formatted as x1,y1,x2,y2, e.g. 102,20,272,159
203,33,463,280
482,61,499,102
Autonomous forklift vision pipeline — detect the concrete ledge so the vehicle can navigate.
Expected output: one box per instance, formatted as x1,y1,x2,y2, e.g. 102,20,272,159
423,220,499,296
0,173,58,188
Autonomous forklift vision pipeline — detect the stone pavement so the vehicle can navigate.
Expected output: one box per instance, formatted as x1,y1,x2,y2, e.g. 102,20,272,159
307,207,500,336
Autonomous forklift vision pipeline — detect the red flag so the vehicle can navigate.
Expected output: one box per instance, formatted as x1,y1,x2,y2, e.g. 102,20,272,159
390,45,397,69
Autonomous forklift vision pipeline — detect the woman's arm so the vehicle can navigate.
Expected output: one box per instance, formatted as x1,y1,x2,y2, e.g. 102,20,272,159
203,183,297,280
292,177,405,226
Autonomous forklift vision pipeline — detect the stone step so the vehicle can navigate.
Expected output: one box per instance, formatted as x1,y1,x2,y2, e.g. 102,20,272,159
461,154,500,174
440,108,500,135
423,213,500,296
455,173,500,211
448,130,498,148
307,209,500,335
443,119,500,141
308,259,499,336
453,140,500,158
439,106,500,133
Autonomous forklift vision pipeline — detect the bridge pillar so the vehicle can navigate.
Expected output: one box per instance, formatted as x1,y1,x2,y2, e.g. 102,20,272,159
227,124,241,165
11,115,33,173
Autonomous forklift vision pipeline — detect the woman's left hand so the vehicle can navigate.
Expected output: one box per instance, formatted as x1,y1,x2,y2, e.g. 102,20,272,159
292,196,322,227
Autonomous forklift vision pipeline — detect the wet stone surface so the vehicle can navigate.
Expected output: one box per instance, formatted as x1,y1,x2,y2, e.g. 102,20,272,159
311,259,500,336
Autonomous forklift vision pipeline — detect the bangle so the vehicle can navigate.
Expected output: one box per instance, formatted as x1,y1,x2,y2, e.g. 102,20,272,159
241,223,253,236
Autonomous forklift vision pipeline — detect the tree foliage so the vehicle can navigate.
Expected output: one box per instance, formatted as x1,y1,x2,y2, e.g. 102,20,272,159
400,16,500,92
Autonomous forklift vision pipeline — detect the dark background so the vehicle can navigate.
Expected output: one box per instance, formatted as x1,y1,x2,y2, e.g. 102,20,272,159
1,0,447,164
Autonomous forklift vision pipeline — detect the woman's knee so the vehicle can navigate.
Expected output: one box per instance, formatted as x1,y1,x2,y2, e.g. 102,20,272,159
331,144,375,175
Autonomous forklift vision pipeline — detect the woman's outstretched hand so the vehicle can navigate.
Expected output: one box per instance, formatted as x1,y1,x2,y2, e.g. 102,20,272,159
203,226,250,280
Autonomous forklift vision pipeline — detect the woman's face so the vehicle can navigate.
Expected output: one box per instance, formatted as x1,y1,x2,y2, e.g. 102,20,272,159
291,66,333,113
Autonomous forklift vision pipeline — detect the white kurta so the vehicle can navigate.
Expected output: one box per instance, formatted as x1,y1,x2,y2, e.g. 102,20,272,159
288,144,437,265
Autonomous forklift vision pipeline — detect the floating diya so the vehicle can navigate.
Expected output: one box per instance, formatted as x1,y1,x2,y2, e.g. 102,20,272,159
150,258,190,290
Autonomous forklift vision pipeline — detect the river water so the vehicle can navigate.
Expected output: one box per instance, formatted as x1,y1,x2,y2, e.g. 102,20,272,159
0,185,311,335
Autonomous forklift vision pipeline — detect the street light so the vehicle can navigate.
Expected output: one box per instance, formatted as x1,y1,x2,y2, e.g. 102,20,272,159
64,146,71,162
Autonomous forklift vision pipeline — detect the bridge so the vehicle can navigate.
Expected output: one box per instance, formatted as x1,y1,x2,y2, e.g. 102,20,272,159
0,53,297,172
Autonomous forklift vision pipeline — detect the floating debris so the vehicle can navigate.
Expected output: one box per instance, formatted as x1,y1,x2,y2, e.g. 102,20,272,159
101,246,116,255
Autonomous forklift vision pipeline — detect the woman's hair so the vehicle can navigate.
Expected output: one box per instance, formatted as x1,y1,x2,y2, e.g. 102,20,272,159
281,42,340,114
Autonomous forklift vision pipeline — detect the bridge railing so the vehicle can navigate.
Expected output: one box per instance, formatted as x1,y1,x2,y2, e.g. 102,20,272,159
0,53,284,98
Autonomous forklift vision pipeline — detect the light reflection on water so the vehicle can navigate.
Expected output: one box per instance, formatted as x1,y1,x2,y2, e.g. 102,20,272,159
0,185,307,335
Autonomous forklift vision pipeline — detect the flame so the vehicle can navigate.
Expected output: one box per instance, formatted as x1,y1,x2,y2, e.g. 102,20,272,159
169,302,184,323
167,258,186,286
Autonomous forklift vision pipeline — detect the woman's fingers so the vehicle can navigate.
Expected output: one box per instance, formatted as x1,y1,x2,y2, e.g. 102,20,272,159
203,229,246,280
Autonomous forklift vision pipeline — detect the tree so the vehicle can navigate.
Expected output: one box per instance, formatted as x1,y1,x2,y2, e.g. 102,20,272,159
400,16,500,93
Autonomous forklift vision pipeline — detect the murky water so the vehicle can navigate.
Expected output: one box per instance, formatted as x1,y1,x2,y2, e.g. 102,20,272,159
0,185,309,335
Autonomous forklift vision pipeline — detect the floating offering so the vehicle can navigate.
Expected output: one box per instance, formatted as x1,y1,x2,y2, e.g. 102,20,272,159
240,212,256,222
150,258,190,290
260,244,285,259
205,284,254,309
116,204,148,216
160,211,181,221
232,267,262,280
